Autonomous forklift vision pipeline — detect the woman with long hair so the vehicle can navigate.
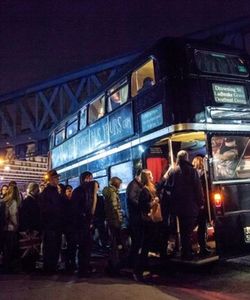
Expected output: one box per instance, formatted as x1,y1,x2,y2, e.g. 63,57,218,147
2,184,20,273
133,169,160,281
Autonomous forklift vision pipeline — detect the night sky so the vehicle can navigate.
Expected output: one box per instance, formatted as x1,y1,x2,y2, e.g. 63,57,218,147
1,0,250,96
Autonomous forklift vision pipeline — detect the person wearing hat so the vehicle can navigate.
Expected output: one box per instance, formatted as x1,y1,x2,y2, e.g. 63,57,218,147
19,182,41,272
39,169,64,274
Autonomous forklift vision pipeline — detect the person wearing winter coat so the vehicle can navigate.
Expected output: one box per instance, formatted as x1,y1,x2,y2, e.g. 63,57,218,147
167,150,204,260
102,177,124,275
126,168,143,268
19,182,41,272
2,184,20,273
71,172,98,277
39,169,64,274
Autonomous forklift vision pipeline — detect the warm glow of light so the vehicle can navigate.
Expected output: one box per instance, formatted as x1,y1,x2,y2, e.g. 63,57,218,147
44,174,49,181
4,165,10,172
0,158,4,165
213,192,222,207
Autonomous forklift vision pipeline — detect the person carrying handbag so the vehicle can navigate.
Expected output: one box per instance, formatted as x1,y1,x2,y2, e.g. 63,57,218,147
133,169,162,282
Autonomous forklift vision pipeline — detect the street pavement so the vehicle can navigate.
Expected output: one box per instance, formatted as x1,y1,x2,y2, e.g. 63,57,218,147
1,256,250,300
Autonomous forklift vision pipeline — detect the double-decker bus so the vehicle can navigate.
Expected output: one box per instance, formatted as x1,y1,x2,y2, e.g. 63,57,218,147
49,37,250,260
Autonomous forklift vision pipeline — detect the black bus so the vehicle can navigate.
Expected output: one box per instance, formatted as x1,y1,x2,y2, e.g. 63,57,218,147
49,37,250,261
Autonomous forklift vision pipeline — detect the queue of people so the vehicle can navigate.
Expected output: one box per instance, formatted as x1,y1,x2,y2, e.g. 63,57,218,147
0,150,212,281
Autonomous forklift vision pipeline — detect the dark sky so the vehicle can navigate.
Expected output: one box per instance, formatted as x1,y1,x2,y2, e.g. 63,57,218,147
1,0,250,96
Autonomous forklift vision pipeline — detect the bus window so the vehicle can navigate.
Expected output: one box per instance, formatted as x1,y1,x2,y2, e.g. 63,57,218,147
108,79,128,112
195,50,249,77
131,59,156,97
110,161,133,190
55,128,65,146
211,135,250,180
68,176,80,189
88,95,105,124
80,107,87,130
95,176,108,194
66,118,78,138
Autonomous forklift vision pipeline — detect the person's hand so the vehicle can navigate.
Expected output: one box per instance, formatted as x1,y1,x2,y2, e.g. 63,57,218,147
154,196,159,203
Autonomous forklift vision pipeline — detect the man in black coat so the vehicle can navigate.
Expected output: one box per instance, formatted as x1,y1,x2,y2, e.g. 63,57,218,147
126,168,143,268
167,150,204,260
71,171,98,277
39,169,63,273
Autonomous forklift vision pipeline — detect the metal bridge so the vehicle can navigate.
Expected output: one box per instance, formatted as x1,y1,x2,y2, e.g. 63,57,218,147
0,52,139,158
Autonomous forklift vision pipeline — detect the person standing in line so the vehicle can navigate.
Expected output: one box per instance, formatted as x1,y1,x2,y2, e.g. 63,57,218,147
133,169,159,281
19,182,41,272
71,171,98,277
102,177,124,276
192,156,211,257
0,185,8,199
167,150,204,260
65,185,73,200
0,185,8,256
2,184,20,273
62,184,76,273
39,169,63,274
126,168,143,268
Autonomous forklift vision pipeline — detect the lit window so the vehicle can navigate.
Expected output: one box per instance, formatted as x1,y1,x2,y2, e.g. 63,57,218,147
66,118,78,138
108,79,128,112
80,107,87,130
55,129,65,145
131,59,156,97
88,95,105,124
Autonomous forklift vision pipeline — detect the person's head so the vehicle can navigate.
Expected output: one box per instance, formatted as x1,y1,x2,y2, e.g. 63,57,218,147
65,184,73,199
39,183,45,193
135,168,142,182
224,138,236,148
192,156,204,171
140,169,153,186
5,184,20,205
140,169,155,194
58,183,66,195
80,171,93,184
111,91,120,103
9,180,17,187
27,182,39,196
1,184,8,196
176,150,189,165
142,77,153,88
109,177,122,189
47,169,60,187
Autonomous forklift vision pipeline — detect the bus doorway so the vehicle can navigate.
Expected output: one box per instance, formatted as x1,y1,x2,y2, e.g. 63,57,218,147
145,131,218,263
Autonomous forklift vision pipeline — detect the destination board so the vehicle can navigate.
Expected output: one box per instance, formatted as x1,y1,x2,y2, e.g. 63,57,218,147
140,104,163,133
212,83,247,104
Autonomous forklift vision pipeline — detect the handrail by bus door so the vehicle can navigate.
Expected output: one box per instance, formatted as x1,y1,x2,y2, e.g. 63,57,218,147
203,156,212,224
168,138,181,253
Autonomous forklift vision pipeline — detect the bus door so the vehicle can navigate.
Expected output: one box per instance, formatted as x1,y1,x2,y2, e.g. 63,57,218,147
153,131,217,261
209,134,250,257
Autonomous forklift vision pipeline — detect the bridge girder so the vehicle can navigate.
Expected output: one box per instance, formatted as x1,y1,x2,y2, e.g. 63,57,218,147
0,53,138,154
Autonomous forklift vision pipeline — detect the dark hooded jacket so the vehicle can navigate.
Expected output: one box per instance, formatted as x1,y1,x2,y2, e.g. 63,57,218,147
167,160,204,217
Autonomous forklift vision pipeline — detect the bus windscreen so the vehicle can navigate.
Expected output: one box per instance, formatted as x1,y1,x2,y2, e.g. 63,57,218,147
211,135,250,181
195,50,249,77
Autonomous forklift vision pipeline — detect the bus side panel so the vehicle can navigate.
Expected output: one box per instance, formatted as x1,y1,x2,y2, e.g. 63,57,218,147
215,214,245,256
